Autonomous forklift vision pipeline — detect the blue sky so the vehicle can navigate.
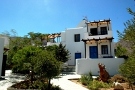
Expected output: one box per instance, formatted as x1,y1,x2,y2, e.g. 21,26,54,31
0,0,134,42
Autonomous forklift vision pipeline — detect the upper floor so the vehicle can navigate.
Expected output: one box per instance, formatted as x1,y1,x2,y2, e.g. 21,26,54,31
84,19,113,40
39,19,113,46
60,19,113,43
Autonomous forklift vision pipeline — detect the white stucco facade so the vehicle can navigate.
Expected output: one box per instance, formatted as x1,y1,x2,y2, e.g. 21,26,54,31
61,27,87,65
0,38,4,76
60,19,115,65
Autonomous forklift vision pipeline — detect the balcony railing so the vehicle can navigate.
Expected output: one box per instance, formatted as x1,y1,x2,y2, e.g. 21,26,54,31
84,30,112,39
47,42,60,46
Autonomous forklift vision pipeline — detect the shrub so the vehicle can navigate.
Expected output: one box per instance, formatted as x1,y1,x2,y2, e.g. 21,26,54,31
80,72,93,85
88,80,111,90
110,74,127,83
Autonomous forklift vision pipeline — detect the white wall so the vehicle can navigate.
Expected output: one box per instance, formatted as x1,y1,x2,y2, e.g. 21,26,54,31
0,38,4,76
76,58,124,76
0,36,9,47
47,42,60,46
64,27,87,65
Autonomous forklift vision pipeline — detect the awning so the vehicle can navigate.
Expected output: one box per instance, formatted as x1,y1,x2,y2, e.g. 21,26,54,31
82,37,114,42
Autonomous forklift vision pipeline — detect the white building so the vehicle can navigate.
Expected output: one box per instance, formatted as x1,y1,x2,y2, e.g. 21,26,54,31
60,19,115,65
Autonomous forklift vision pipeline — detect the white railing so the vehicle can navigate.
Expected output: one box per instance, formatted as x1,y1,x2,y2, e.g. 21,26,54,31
84,30,112,39
47,42,60,46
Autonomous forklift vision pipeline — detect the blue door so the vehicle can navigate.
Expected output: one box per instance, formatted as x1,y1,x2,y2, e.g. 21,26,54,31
89,46,98,58
75,53,81,65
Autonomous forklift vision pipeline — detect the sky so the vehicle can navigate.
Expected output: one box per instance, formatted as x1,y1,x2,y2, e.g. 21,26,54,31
0,0,134,42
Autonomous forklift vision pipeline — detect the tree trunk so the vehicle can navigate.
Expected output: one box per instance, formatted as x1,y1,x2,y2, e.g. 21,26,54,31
129,81,134,90
48,78,51,90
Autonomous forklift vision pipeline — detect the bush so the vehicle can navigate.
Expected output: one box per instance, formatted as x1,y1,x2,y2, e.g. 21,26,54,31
110,74,127,83
88,80,111,90
80,72,93,85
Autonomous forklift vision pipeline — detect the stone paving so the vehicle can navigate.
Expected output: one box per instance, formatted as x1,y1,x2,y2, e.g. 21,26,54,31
0,70,88,90
0,70,25,90
51,73,88,90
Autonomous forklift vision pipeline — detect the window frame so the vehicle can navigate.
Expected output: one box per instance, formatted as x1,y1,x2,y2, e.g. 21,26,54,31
101,45,108,54
74,34,80,42
100,27,108,35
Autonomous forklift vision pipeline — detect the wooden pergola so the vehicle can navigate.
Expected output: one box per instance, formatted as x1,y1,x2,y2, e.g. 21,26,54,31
82,37,114,58
85,19,111,32
47,33,61,42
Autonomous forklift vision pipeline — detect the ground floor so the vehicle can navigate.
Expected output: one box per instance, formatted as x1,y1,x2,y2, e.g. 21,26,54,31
67,37,115,65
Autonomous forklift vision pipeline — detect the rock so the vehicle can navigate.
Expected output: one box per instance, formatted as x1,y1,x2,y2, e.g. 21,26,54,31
112,82,124,90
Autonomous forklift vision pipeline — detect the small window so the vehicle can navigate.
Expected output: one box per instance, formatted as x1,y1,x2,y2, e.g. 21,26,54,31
74,34,80,42
101,27,107,35
101,45,108,54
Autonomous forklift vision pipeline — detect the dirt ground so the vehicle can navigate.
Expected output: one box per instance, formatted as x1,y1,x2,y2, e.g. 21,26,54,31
69,79,135,90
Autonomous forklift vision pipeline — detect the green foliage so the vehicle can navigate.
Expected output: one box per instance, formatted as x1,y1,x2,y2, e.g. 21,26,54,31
12,46,42,73
117,8,135,45
32,80,62,90
55,43,70,63
46,43,70,63
117,7,135,89
119,57,135,84
34,50,61,79
80,72,93,85
5,31,50,69
115,44,127,57
46,45,58,54
12,79,62,90
34,50,61,90
88,80,111,90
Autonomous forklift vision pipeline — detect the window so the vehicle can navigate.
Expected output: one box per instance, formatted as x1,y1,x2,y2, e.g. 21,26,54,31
90,28,98,35
100,27,107,35
74,34,80,42
101,45,108,54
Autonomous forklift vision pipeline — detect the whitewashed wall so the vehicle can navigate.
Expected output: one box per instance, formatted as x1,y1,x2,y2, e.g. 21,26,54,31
0,38,4,76
64,27,87,65
76,58,124,76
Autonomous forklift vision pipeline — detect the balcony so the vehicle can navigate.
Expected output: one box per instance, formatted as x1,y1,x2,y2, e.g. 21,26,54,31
47,42,60,46
84,30,113,39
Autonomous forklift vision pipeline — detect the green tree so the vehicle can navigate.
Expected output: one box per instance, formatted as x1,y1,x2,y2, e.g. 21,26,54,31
2,30,31,69
55,43,70,63
12,46,42,73
46,43,70,63
28,32,49,46
115,44,128,58
119,57,135,89
34,50,61,90
5,31,49,69
117,7,135,90
46,44,58,52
